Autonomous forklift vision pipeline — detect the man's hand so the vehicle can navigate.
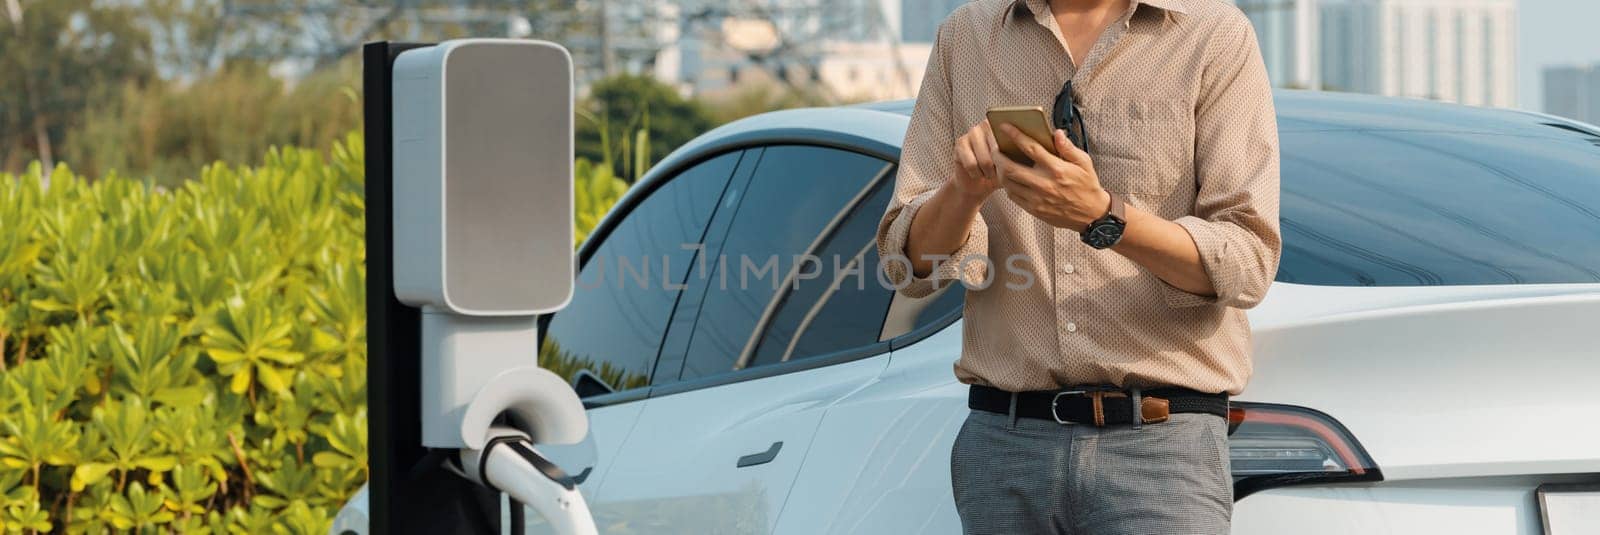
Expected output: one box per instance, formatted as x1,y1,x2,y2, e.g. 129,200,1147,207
902,120,1004,278
950,120,1004,201
993,124,1112,233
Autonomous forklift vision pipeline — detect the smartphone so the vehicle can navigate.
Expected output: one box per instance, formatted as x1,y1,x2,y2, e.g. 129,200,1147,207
986,106,1056,164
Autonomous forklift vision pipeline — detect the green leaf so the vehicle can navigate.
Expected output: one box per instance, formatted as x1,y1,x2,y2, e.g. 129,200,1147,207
71,463,116,492
310,452,344,470
152,385,207,407
206,348,246,365
134,455,178,472
255,363,289,396
229,367,252,394
28,298,73,312
252,495,286,510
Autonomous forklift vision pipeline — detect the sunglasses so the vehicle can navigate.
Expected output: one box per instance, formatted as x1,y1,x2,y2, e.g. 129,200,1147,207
1053,79,1090,152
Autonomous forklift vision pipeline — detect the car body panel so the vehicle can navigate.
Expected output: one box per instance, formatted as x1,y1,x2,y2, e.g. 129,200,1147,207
1243,282,1600,481
774,322,967,535
537,402,645,499
585,354,891,534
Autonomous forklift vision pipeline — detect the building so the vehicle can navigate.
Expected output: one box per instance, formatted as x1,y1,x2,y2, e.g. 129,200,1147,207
1236,0,1517,108
1317,0,1516,107
1235,0,1321,89
1543,64,1600,124
658,0,932,100
816,41,933,100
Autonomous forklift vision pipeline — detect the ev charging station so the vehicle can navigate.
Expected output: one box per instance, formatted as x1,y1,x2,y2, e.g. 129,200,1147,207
359,39,598,534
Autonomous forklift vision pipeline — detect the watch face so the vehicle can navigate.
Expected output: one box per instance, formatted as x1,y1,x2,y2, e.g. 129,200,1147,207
1086,222,1124,249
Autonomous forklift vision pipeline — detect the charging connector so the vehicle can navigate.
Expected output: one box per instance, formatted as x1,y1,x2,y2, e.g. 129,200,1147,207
459,427,597,535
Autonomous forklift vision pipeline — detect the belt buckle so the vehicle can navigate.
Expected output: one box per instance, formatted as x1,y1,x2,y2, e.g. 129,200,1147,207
1049,390,1086,424
1051,385,1120,425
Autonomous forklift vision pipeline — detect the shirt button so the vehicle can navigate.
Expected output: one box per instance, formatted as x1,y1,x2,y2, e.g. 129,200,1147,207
1061,263,1075,274
1066,322,1078,333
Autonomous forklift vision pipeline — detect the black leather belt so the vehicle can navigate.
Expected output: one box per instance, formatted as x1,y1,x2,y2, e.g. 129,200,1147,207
969,384,1228,426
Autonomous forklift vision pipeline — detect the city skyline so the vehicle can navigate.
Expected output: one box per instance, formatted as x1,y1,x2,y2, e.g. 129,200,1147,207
638,0,1600,119
893,0,1599,116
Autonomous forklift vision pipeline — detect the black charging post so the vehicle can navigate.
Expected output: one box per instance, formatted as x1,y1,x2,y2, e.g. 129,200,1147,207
362,41,503,535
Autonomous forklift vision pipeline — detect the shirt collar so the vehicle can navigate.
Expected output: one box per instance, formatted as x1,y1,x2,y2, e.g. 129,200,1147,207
1011,0,1189,21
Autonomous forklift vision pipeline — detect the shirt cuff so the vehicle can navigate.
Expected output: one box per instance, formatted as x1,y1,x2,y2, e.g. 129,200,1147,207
1160,215,1230,308
876,190,990,298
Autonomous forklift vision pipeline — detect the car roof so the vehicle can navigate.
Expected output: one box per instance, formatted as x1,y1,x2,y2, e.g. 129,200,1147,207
651,89,1600,191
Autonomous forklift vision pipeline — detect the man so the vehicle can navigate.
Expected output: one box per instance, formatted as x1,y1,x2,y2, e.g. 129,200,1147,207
875,0,1279,533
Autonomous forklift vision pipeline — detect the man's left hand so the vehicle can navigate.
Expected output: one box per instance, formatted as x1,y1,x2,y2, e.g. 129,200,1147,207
993,124,1112,234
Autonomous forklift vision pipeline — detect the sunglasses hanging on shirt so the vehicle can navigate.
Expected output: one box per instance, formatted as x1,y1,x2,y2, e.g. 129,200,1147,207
1053,79,1090,153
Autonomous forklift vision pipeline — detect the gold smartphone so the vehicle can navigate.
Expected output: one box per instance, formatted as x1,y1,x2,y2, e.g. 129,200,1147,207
986,106,1056,164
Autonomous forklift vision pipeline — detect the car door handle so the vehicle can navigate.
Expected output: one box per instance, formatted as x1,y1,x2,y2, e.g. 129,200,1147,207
736,441,783,468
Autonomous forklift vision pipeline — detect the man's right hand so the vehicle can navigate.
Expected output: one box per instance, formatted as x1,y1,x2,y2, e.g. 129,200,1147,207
951,119,1002,201
903,120,1003,279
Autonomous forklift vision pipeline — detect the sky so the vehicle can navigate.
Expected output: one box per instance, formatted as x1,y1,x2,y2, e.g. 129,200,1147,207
1517,0,1600,112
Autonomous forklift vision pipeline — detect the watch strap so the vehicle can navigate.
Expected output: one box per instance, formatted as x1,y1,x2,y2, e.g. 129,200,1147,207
1081,192,1126,249
1105,192,1124,222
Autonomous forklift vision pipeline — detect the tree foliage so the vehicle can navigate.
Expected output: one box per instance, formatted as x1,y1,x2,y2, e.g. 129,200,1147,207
60,61,364,188
577,75,716,182
0,0,156,172
574,159,631,248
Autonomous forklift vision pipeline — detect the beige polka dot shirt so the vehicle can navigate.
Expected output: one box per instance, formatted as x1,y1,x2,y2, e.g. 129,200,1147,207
876,0,1281,395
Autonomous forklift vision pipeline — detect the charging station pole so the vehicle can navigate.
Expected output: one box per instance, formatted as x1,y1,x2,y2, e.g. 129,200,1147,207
363,39,595,535
365,41,504,535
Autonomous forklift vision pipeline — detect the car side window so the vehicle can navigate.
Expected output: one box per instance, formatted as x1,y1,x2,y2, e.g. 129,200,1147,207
539,151,743,394
677,146,893,381
746,178,895,368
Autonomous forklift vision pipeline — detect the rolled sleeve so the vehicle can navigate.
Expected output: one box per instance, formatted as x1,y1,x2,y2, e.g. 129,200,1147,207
877,188,990,298
874,13,990,299
1159,14,1282,309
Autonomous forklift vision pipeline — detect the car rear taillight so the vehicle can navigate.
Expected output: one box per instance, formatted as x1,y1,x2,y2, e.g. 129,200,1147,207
1227,402,1383,500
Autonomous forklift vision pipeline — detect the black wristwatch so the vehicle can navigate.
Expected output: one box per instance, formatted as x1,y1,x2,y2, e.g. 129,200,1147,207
1081,192,1126,249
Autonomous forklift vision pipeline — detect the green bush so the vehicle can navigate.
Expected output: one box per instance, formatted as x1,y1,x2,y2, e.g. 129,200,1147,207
0,118,645,532
0,133,369,533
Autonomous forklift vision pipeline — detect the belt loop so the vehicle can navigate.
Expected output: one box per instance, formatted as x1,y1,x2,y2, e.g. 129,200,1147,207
1090,392,1105,427
1131,387,1143,430
1008,392,1019,429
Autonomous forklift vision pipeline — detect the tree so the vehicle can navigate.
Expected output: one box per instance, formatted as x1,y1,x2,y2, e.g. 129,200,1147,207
577,74,716,182
0,0,155,175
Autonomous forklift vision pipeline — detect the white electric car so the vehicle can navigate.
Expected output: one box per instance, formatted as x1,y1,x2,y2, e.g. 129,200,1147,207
342,90,1600,534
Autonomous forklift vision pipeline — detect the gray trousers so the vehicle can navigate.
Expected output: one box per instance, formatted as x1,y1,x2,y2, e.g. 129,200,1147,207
950,408,1233,534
